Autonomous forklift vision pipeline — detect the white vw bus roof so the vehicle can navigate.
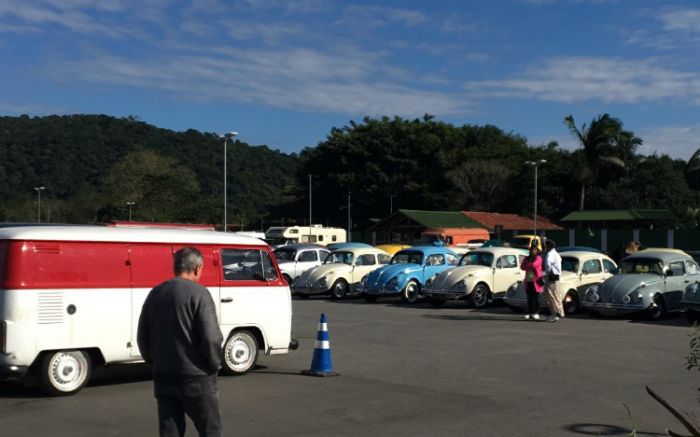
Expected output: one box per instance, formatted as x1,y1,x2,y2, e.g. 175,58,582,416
0,225,265,245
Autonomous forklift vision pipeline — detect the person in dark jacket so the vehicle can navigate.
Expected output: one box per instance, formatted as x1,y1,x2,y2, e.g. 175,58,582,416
137,247,224,437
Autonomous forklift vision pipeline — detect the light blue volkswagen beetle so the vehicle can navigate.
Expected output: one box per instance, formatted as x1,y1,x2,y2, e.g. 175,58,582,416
359,245,459,304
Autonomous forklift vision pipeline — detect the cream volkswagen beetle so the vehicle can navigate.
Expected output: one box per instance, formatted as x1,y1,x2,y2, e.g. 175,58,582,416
291,247,390,300
423,247,528,308
503,250,617,314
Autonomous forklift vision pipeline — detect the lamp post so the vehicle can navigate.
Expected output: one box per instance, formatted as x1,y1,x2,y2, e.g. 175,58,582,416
126,202,135,221
222,131,239,232
389,194,394,215
33,186,45,223
347,191,351,242
308,174,312,242
525,159,547,235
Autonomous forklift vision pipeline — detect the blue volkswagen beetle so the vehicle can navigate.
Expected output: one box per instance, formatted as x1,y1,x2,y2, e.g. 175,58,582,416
359,245,459,304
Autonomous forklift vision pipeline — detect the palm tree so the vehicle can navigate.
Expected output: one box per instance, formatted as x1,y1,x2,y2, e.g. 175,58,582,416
564,114,627,210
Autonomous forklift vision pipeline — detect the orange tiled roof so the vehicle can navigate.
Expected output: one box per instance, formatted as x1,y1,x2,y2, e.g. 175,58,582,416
461,211,562,231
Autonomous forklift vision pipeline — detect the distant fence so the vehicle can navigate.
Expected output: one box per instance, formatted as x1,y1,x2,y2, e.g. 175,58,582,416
351,229,700,252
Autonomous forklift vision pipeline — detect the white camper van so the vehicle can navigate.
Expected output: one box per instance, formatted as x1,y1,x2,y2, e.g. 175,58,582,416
265,225,346,246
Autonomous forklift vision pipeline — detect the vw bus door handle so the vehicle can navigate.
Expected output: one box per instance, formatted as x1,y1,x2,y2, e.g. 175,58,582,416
221,297,233,303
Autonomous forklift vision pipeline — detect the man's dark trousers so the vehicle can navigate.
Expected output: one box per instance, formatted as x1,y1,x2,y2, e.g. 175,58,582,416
155,375,222,437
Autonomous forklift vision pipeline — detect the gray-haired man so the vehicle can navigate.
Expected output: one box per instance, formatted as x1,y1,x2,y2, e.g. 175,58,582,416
137,247,224,437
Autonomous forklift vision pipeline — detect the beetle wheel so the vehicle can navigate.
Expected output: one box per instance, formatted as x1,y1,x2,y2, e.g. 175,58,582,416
330,279,349,300
647,294,666,321
469,284,489,308
563,291,579,315
401,281,420,304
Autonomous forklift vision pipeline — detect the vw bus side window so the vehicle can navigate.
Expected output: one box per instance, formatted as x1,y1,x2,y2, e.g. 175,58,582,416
261,251,278,281
222,249,265,281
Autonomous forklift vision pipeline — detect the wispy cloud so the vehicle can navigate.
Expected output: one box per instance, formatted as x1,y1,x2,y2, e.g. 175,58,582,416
0,0,163,38
638,125,700,161
336,5,429,28
51,46,469,116
464,57,700,105
659,8,700,33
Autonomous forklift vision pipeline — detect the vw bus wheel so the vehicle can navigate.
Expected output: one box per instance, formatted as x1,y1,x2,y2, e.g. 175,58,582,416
39,350,91,396
427,296,445,307
469,284,489,309
330,279,349,300
222,330,259,375
647,295,666,321
402,281,419,304
563,291,579,315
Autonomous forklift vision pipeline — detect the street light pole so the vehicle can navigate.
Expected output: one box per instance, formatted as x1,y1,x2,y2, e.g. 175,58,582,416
126,202,135,221
389,194,394,215
33,186,45,223
222,131,239,232
308,174,312,242
347,191,351,242
525,160,547,235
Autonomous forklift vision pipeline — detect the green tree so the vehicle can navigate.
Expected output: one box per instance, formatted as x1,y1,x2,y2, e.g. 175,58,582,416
564,114,628,210
103,149,199,222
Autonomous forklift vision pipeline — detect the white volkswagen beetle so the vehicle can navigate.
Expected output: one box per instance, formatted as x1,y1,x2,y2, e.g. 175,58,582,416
504,250,617,314
291,247,390,300
423,247,528,308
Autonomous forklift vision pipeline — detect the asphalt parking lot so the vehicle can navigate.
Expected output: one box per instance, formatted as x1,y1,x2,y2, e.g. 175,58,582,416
1,298,699,437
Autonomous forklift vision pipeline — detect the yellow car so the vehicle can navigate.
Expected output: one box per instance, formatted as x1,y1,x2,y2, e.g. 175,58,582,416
375,244,412,256
510,235,544,251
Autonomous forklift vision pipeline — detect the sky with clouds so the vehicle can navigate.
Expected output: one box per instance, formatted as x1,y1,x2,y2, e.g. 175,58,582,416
1,0,699,159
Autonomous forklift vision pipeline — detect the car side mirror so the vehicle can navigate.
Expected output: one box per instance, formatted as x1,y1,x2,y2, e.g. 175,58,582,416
264,269,278,282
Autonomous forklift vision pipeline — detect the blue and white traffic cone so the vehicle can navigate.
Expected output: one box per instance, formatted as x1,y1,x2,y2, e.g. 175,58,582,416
301,313,339,377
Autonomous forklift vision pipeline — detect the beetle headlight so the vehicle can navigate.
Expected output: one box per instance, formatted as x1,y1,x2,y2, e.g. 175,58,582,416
585,286,599,302
318,276,327,286
683,284,699,301
453,280,467,290
389,277,399,288
625,290,643,304
361,274,369,285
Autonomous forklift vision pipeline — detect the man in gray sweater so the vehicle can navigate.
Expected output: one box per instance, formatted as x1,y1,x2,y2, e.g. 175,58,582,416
137,247,224,437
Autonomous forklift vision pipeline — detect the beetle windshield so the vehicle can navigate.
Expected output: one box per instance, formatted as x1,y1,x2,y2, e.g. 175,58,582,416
391,251,424,265
561,257,579,273
619,258,664,275
274,248,296,262
459,252,493,267
324,251,353,265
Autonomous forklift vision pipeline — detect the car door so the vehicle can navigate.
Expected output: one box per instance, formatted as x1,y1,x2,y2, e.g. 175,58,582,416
493,254,520,294
423,253,446,284
580,259,605,290
351,254,378,288
664,260,687,310
219,247,291,349
295,249,319,277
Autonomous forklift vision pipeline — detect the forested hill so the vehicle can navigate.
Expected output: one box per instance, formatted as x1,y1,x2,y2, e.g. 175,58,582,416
0,114,299,226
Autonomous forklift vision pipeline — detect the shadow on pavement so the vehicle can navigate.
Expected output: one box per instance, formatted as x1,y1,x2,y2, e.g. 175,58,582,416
563,423,664,436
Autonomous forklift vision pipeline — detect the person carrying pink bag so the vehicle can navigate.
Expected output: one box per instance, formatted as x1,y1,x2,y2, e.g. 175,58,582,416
520,244,544,320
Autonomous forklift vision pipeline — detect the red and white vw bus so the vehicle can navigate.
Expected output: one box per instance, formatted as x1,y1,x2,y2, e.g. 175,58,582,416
0,225,296,395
